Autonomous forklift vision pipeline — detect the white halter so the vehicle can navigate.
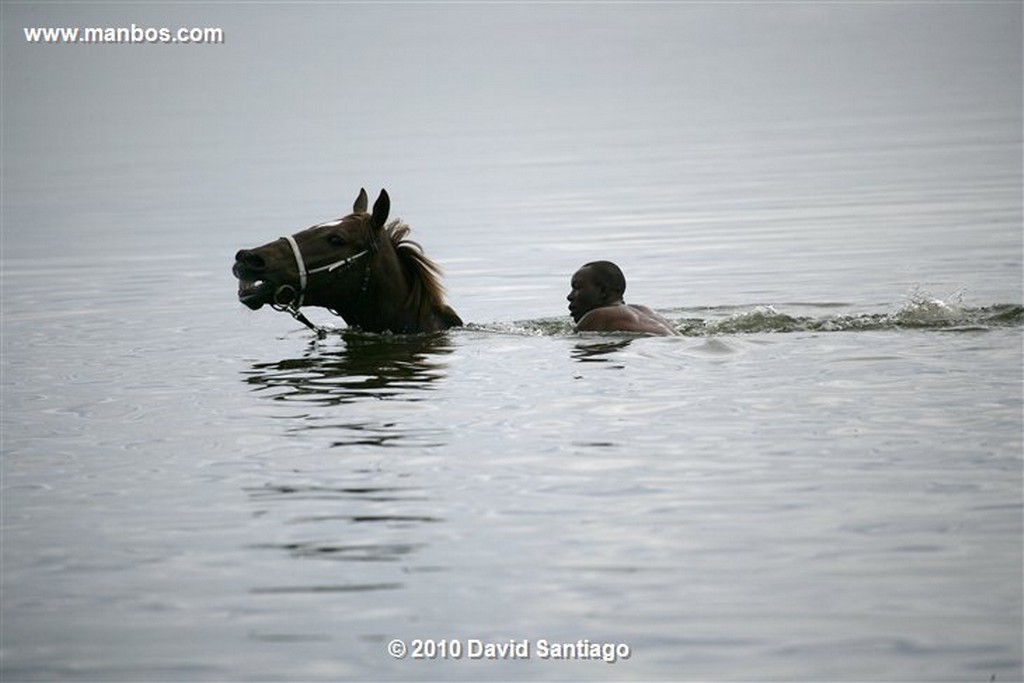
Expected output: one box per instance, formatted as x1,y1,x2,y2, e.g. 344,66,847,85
281,234,369,308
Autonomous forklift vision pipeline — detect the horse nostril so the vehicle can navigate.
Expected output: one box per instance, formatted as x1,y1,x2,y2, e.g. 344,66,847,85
236,250,266,271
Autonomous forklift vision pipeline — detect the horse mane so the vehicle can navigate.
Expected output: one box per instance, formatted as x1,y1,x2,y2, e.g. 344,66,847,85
383,219,452,322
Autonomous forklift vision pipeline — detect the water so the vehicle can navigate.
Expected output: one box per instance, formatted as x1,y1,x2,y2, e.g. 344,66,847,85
2,3,1022,681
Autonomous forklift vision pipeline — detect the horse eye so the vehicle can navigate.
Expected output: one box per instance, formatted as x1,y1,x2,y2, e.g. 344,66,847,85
327,234,346,247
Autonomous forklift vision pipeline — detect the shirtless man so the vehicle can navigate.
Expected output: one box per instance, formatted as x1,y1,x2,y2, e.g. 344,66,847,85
567,261,680,336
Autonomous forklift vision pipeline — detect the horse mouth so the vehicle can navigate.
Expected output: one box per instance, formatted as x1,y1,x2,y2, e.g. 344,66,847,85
232,259,277,309
236,277,275,309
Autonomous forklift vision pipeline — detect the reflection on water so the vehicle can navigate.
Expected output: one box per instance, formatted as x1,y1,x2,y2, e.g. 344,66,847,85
239,334,453,597
242,480,445,594
246,483,431,504
571,339,633,363
244,331,455,407
242,332,455,448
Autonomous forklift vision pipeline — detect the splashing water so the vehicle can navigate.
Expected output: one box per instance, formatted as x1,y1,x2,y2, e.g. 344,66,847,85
691,291,1021,336
302,290,1020,339
891,287,965,327
470,290,1022,338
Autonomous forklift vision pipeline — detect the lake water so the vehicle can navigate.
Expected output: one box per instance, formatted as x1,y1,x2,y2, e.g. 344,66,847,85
2,3,1022,681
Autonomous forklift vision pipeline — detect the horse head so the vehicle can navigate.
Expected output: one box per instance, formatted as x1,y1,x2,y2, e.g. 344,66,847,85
234,188,462,334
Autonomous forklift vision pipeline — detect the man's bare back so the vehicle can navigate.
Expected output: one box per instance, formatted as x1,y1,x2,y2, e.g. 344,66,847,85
575,303,679,335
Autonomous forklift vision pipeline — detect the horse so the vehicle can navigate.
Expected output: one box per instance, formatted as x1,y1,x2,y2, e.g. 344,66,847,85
233,188,463,334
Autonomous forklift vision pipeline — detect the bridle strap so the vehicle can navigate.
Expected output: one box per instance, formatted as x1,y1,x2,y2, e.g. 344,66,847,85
273,234,371,337
283,235,308,307
280,235,369,309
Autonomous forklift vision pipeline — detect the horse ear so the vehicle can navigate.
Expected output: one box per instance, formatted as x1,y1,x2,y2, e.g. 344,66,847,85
372,189,390,230
353,188,368,214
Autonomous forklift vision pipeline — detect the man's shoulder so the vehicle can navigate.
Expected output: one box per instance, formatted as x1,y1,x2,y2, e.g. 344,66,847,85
625,304,659,317
576,304,678,335
576,305,649,332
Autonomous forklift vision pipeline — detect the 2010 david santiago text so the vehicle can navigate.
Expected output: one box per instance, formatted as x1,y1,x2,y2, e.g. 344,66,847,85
391,638,632,663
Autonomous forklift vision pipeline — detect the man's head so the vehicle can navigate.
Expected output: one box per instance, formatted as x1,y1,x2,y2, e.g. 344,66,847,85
567,261,627,322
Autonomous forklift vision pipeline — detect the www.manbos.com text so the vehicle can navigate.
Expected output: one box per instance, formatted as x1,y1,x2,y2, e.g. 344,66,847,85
23,24,224,45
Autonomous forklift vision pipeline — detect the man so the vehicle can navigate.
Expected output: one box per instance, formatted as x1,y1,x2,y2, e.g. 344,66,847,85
567,261,680,336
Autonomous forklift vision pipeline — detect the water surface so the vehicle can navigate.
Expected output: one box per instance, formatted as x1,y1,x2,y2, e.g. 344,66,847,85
2,3,1021,681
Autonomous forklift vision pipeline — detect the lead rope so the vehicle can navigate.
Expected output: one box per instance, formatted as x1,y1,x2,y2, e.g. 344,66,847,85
268,301,323,339
287,305,328,339
270,282,327,337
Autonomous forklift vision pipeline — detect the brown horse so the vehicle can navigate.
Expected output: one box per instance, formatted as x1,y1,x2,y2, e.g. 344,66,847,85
233,188,462,334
